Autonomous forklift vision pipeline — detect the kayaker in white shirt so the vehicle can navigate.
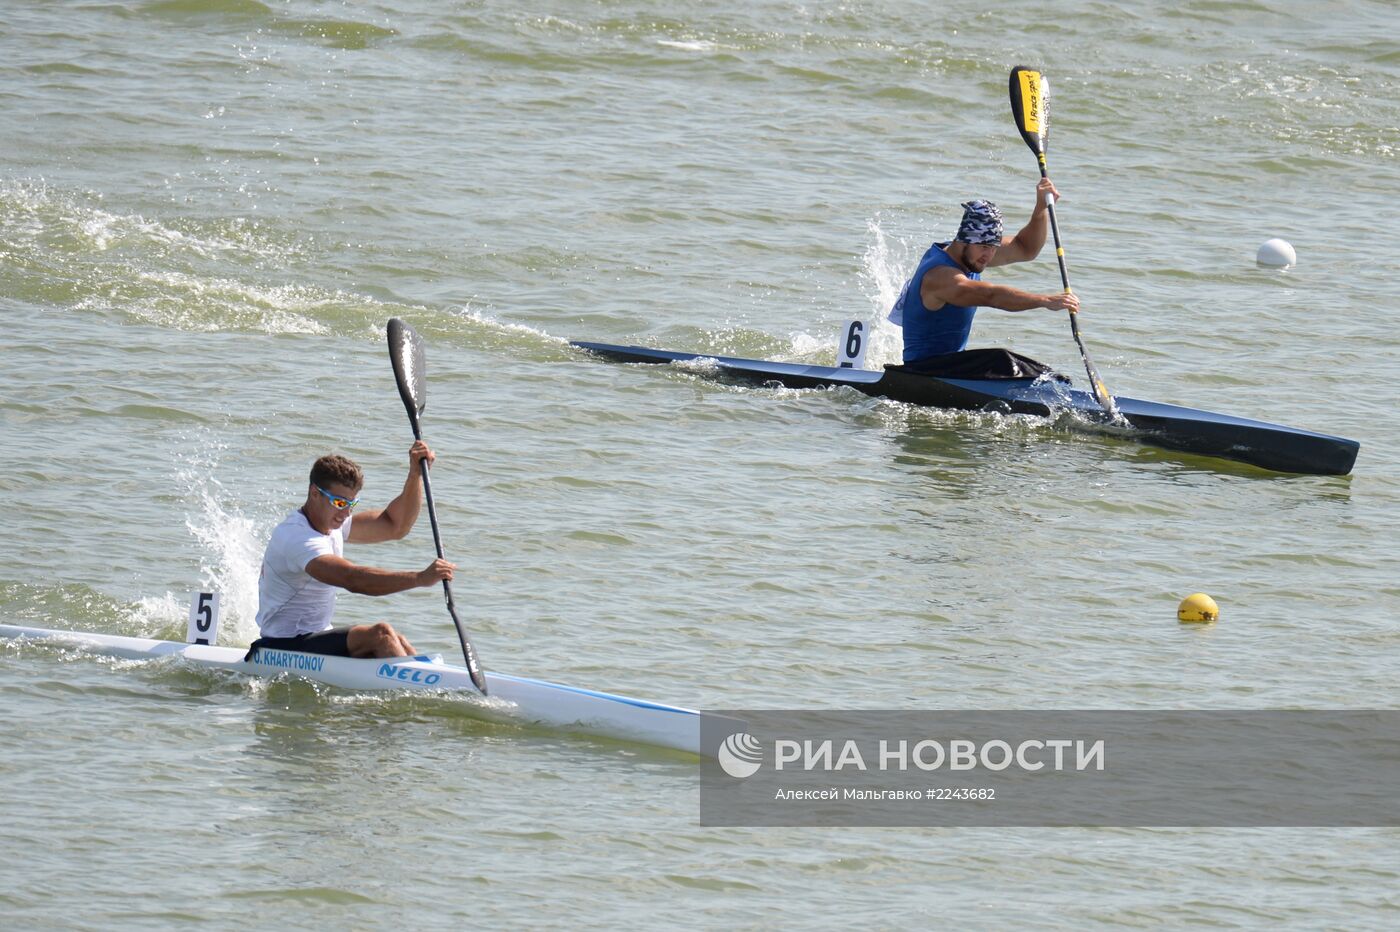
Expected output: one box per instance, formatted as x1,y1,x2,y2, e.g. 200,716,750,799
252,440,454,658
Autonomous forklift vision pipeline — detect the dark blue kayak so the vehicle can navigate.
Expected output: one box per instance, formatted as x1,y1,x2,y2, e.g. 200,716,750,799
569,341,1359,476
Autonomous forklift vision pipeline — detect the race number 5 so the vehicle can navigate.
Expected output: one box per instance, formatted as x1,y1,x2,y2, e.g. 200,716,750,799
187,591,222,646
837,319,868,369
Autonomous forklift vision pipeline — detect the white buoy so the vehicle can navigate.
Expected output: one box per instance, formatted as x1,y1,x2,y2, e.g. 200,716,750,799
1257,238,1297,268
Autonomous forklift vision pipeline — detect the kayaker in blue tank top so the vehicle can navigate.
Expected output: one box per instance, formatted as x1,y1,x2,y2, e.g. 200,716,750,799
890,179,1080,365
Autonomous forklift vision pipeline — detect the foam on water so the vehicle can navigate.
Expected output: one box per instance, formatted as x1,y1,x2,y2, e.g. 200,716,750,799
0,178,373,336
655,39,722,53
0,179,304,264
456,306,569,346
118,271,334,334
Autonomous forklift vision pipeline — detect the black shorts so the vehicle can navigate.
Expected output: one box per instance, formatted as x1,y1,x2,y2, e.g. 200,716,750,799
245,627,353,661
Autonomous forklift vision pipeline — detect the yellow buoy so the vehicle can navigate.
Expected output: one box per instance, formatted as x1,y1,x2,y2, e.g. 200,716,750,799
1177,593,1220,623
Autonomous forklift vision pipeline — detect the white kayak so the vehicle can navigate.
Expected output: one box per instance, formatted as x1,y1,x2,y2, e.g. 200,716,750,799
0,624,702,755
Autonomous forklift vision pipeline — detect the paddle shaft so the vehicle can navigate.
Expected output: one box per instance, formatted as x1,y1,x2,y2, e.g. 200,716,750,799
408,415,487,693
1033,157,1093,364
1031,154,1118,417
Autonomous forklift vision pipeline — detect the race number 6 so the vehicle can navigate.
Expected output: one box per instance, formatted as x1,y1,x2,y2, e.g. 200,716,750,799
837,319,868,369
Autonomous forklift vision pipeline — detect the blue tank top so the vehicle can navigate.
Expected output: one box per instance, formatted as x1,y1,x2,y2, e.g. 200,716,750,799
891,242,980,362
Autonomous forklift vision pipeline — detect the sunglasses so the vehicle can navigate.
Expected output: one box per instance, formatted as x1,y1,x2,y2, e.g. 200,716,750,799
313,484,361,511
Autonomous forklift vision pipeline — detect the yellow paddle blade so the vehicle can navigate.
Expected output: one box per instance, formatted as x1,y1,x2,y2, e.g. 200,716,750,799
1009,65,1050,157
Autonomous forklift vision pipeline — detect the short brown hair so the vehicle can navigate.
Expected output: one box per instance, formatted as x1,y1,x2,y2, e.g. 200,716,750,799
309,454,363,492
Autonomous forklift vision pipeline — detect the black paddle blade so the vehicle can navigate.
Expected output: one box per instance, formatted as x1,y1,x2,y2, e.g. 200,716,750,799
386,318,427,431
1009,65,1050,158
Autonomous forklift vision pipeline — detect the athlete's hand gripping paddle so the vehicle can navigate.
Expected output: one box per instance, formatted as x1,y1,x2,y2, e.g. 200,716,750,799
386,317,487,694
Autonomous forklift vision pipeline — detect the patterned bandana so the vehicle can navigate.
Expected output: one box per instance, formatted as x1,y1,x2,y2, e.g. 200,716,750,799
955,199,1004,246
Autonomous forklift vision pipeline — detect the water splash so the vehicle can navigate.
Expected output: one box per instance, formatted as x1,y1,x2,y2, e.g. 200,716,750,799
673,355,721,374
787,331,828,358
859,217,915,368
122,593,188,640
722,218,920,368
175,431,266,645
